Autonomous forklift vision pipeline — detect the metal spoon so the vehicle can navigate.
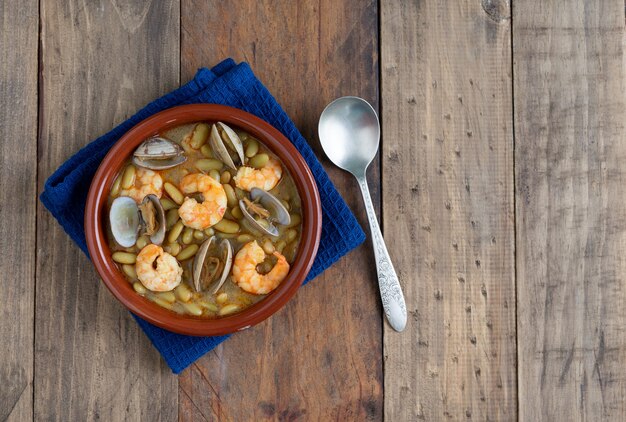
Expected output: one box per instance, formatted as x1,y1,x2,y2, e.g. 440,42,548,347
318,96,407,332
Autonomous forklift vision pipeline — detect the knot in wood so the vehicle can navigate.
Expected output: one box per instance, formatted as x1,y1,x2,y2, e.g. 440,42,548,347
481,0,511,22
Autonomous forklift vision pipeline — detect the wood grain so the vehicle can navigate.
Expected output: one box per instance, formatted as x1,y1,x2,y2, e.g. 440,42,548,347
515,1,626,420
381,1,516,420
36,1,179,420
180,1,382,420
9,1,622,420
0,1,38,421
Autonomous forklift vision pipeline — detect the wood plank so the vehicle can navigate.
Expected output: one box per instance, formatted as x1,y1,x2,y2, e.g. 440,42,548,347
514,1,626,420
180,1,382,420
36,1,179,420
0,1,38,421
381,1,516,420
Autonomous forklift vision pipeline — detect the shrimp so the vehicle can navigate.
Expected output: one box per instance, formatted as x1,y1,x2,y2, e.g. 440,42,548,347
181,123,209,152
135,244,182,292
178,173,227,230
119,168,163,203
232,240,290,294
233,157,282,191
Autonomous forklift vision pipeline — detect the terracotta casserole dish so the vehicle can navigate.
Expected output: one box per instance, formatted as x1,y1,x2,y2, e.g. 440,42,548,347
85,104,322,336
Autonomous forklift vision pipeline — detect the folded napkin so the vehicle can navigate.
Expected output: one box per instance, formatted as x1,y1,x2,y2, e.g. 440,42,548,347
40,59,365,373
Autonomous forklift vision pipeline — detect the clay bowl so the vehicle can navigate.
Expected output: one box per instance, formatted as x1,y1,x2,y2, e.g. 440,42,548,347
85,104,322,336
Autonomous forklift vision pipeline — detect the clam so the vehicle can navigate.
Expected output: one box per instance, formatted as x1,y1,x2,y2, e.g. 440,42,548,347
193,236,233,293
109,194,166,247
132,137,186,170
109,196,141,247
239,188,291,237
209,122,245,170
139,194,167,245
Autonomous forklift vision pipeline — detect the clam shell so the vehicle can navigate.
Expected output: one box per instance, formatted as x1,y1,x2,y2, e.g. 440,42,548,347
210,124,236,169
134,137,184,159
109,196,140,247
216,122,246,165
132,154,187,171
250,188,291,225
140,194,166,245
133,137,186,170
239,188,291,237
209,122,245,170
239,200,279,237
192,237,233,293
210,239,233,294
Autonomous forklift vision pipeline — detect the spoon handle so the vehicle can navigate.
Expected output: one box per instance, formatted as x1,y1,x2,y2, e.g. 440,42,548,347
356,175,407,332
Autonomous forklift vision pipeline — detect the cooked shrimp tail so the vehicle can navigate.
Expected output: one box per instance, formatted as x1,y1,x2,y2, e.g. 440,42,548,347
232,240,290,294
178,173,227,230
135,244,183,292
120,167,164,203
233,157,282,191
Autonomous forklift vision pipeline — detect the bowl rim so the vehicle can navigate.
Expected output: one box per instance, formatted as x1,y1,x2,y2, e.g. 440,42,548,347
85,104,322,336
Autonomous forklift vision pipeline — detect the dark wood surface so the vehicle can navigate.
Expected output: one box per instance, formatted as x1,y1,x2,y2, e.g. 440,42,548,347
1,1,625,421
381,1,516,420
514,1,626,420
0,1,38,421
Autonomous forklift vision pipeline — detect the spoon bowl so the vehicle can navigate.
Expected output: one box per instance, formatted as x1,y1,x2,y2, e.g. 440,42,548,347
319,96,408,332
318,97,380,176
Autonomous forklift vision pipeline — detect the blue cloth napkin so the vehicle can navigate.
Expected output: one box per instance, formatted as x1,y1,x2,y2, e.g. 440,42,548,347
40,59,365,373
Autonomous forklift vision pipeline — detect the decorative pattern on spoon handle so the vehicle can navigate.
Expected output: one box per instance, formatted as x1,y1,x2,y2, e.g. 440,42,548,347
357,176,407,331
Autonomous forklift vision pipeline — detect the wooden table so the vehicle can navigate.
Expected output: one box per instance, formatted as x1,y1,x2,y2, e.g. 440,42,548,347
2,1,625,421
